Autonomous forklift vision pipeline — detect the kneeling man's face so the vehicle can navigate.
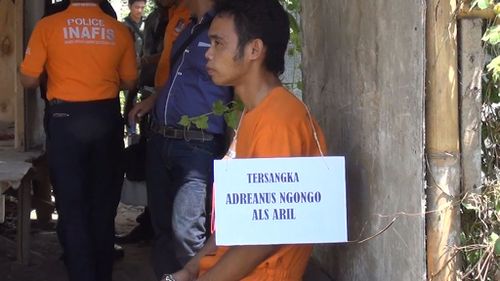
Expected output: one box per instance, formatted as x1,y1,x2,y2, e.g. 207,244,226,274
205,15,250,86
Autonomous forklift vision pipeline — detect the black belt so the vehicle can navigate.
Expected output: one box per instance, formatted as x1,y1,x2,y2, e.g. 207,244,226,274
48,99,69,106
48,98,118,106
151,123,214,141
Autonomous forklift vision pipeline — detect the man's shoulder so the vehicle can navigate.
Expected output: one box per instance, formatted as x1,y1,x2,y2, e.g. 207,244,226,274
122,16,138,29
122,16,133,27
268,87,304,109
35,11,66,31
145,9,161,23
262,88,309,123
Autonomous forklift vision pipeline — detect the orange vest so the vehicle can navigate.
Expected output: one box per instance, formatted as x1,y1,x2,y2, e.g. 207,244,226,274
21,3,137,101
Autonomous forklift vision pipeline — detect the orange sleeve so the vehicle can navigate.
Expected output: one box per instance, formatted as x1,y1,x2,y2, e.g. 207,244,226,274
20,21,48,78
118,29,138,81
154,6,190,89
154,29,173,88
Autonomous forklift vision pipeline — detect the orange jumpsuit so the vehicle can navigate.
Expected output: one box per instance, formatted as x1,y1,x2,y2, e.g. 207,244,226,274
199,86,328,281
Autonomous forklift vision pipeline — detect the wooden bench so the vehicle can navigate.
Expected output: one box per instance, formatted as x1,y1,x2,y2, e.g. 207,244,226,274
0,149,42,265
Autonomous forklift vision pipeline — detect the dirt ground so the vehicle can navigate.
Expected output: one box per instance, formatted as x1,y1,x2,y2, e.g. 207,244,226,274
0,201,331,281
0,203,157,281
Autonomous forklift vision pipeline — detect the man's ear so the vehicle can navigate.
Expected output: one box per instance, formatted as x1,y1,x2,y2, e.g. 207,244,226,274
247,39,265,61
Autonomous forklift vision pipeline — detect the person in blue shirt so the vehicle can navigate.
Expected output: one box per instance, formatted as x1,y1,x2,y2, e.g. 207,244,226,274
128,0,232,277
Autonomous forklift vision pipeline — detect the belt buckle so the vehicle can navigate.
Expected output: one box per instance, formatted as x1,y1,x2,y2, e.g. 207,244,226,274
156,125,167,137
164,127,175,138
174,128,184,139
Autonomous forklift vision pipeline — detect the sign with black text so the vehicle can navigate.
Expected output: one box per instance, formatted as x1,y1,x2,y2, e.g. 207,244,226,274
214,156,347,246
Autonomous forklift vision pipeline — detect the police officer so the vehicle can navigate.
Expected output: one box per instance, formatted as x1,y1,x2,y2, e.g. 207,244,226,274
20,1,137,280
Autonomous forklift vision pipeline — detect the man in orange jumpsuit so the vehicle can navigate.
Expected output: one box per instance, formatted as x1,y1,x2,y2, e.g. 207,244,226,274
20,1,137,280
162,0,327,280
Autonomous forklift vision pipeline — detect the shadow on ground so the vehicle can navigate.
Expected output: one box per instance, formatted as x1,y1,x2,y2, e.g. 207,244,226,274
0,203,156,281
0,203,332,281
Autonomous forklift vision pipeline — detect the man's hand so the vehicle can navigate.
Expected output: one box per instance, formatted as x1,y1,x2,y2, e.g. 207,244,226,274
20,72,40,89
120,79,137,91
167,267,197,281
128,93,157,126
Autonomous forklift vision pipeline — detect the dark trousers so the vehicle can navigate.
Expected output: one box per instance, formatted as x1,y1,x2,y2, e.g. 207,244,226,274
46,99,124,281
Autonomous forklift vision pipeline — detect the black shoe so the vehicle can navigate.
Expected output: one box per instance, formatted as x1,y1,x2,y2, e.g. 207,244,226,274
115,224,153,244
114,243,124,260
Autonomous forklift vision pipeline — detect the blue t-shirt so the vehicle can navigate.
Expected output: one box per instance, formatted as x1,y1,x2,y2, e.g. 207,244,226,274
154,10,233,135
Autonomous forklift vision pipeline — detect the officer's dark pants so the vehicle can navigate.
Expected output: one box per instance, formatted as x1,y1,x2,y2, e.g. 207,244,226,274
46,99,124,281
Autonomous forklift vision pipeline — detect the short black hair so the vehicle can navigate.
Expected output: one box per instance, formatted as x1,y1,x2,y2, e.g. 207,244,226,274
214,0,290,76
129,0,146,5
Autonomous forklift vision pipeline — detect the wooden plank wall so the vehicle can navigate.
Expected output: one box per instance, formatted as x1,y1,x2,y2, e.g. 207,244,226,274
0,0,24,150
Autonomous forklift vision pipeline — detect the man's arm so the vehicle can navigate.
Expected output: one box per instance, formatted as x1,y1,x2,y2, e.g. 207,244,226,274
141,53,162,66
20,72,40,89
196,244,278,281
121,79,137,91
171,234,278,281
127,92,157,126
170,234,218,281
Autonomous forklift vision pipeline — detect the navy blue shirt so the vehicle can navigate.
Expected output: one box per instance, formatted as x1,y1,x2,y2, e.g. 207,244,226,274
154,10,232,135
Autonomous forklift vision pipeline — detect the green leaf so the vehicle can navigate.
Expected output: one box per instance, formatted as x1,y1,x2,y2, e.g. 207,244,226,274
482,25,500,45
486,55,500,81
192,115,209,130
296,80,304,91
224,110,241,130
489,90,500,103
495,236,500,256
477,0,491,10
231,100,245,112
212,100,228,116
178,115,191,128
462,202,478,211
489,233,500,256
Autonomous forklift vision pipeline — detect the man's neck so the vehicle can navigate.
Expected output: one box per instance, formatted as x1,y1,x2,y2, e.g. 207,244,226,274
192,0,213,22
235,70,281,110
130,15,142,24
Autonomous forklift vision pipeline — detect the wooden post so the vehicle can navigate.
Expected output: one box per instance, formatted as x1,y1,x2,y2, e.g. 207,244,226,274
425,0,461,280
15,0,25,150
458,18,482,194
16,169,33,265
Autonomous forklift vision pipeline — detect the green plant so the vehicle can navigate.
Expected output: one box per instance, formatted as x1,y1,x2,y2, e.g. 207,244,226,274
178,100,244,130
459,1,500,280
460,184,500,280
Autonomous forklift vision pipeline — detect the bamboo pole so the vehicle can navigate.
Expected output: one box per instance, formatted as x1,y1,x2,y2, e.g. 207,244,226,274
457,2,496,20
425,0,461,280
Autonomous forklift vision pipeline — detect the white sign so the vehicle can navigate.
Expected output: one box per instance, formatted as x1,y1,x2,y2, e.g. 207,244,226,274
214,156,347,246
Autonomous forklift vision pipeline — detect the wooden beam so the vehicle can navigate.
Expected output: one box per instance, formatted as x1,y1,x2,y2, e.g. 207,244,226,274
457,2,496,20
425,0,461,280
